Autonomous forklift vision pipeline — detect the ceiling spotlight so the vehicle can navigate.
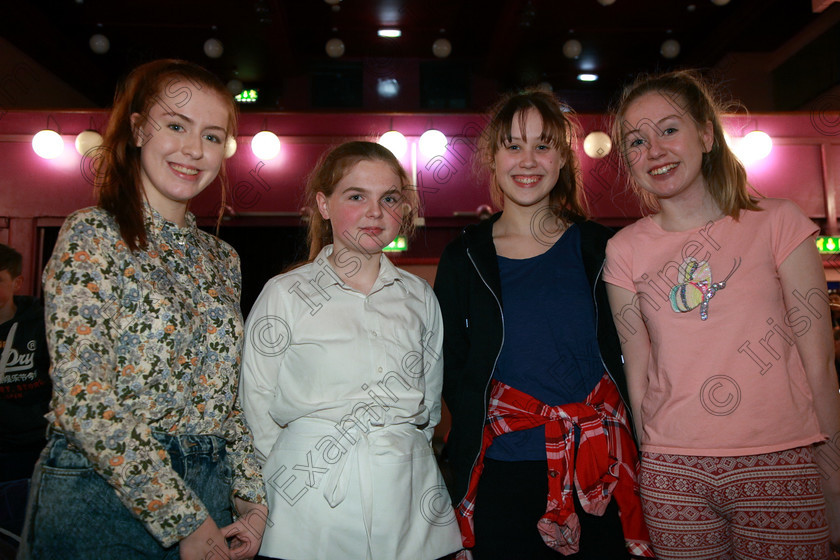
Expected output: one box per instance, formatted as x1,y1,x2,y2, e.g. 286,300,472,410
378,29,401,38
377,78,400,98
562,39,582,59
203,38,224,58
432,38,452,58
89,34,110,54
325,37,345,58
226,79,243,96
660,39,680,59
577,73,598,82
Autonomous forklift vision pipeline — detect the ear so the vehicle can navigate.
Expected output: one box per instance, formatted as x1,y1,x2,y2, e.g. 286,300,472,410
316,192,330,221
700,120,714,153
130,113,144,147
11,275,22,292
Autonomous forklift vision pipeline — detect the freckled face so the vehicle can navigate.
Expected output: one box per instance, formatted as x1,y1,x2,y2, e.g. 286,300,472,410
316,159,405,258
621,91,714,204
493,109,564,211
132,87,230,219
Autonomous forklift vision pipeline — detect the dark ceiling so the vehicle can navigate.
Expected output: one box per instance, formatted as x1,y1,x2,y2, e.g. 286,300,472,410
2,0,838,113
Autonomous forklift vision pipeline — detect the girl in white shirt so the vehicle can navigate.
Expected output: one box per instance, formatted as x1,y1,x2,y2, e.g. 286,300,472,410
241,141,462,560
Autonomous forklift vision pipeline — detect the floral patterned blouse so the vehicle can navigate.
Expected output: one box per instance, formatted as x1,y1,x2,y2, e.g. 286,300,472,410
43,206,266,547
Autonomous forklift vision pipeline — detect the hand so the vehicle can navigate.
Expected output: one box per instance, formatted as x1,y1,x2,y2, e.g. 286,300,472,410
222,498,269,560
180,516,230,560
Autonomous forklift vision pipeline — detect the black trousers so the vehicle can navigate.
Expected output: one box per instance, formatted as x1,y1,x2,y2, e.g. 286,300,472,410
471,458,632,560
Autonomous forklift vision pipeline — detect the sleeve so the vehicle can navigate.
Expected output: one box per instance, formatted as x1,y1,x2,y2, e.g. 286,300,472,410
219,247,267,507
422,280,445,444
432,241,471,416
770,199,820,268
240,278,287,464
603,234,637,293
44,211,206,546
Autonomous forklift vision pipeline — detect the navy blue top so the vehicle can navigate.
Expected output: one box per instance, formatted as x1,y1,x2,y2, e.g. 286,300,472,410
485,224,604,461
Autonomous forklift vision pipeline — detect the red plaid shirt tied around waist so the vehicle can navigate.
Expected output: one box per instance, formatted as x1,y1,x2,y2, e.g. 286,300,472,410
455,373,654,557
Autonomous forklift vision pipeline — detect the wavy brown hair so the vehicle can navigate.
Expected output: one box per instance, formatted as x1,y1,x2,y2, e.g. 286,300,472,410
476,88,587,223
611,69,760,217
303,141,418,261
96,59,237,251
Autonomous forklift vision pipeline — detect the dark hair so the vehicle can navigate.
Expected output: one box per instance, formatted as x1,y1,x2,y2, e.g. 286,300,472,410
612,69,759,217
96,59,237,251
303,141,418,260
476,88,587,222
0,244,22,278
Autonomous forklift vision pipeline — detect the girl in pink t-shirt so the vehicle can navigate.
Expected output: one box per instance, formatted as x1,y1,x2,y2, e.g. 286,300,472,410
603,70,840,560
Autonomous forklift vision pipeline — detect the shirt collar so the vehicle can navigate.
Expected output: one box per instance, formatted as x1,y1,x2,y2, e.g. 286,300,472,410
143,203,197,242
313,244,406,294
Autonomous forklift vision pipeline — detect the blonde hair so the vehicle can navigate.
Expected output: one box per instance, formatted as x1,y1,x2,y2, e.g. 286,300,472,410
303,141,418,260
612,69,760,217
476,88,587,222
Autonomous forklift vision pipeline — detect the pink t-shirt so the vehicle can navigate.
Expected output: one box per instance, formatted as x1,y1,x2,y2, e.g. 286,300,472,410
603,198,824,456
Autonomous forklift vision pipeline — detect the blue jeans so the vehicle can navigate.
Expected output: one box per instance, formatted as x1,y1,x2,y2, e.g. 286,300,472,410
18,432,234,560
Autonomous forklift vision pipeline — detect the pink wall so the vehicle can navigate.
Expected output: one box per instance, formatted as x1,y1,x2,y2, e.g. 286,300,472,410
2,109,839,293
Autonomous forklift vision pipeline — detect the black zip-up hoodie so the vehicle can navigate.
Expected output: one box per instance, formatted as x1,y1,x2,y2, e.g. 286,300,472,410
0,295,51,451
433,213,631,506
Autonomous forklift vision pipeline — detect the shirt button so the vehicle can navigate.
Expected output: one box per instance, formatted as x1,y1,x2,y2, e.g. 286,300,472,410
371,331,378,337
548,470,558,478
377,367,383,373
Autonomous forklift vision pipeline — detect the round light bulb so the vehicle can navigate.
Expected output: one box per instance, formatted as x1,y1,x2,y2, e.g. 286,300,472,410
224,136,237,159
583,131,612,159
738,130,773,164
432,38,452,58
562,39,582,59
89,34,110,54
325,38,345,58
419,129,447,158
251,131,281,160
378,130,407,159
660,39,681,59
75,130,103,156
226,79,243,96
204,38,224,59
32,130,64,159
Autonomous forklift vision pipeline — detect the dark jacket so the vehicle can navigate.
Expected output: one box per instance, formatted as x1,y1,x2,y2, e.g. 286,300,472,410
0,295,51,451
433,213,631,505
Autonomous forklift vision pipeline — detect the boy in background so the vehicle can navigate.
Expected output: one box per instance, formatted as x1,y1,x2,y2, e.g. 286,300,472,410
0,243,50,543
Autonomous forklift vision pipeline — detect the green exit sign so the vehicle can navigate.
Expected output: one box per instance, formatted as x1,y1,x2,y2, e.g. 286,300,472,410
817,236,840,253
235,89,258,103
383,235,408,252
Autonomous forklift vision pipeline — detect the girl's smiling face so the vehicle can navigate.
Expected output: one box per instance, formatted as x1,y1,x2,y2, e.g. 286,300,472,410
493,108,564,211
316,159,405,259
132,86,230,222
621,91,714,205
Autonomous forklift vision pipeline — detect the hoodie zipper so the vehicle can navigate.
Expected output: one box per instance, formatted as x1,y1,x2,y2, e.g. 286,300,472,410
462,247,505,504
